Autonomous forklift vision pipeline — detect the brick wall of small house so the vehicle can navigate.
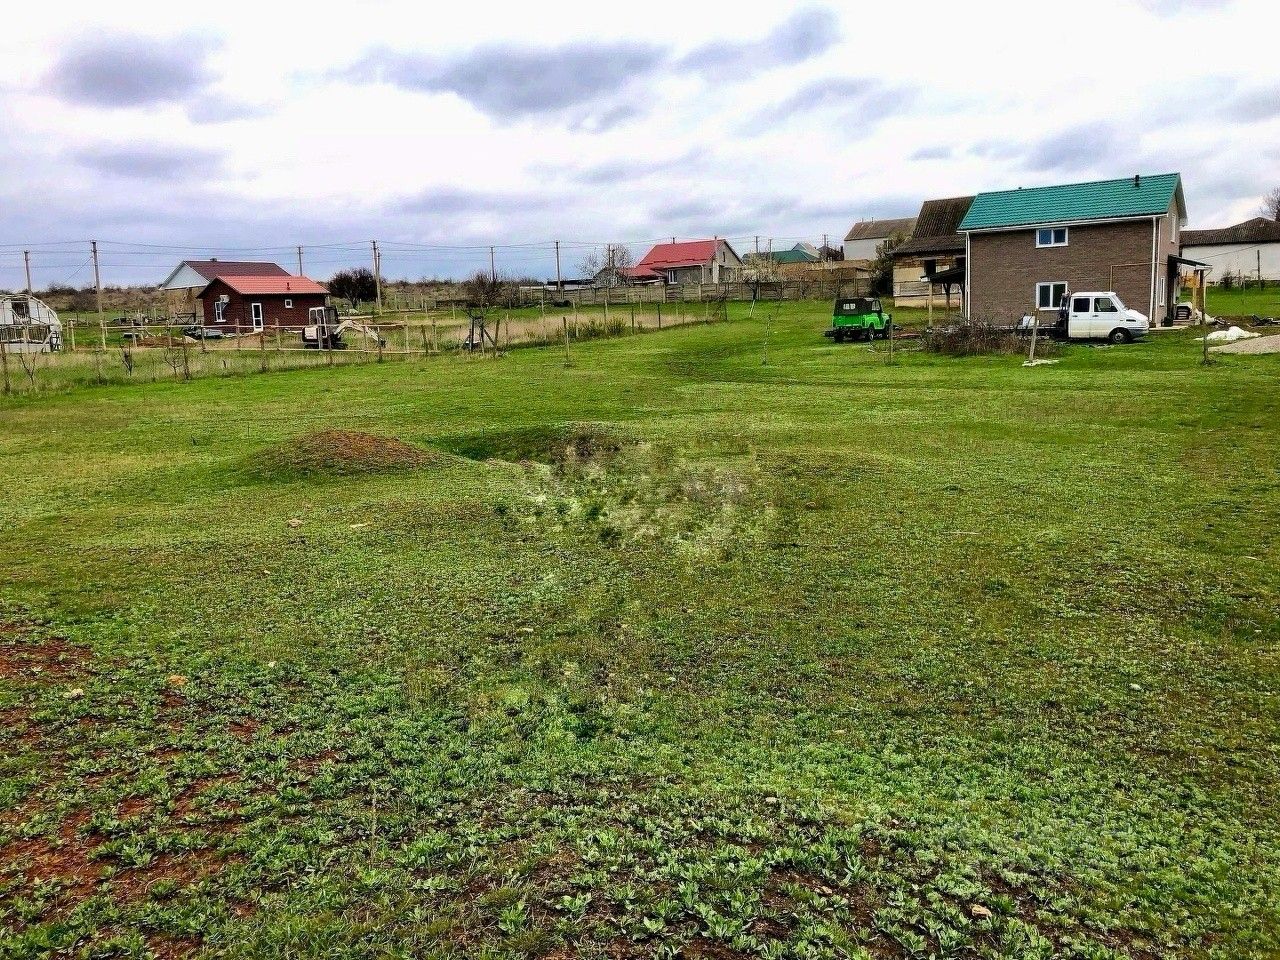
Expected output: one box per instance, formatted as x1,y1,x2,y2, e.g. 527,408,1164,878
968,219,1158,322
199,287,326,328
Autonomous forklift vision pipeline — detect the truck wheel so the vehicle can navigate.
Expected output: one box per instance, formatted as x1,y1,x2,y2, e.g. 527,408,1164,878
1108,328,1133,344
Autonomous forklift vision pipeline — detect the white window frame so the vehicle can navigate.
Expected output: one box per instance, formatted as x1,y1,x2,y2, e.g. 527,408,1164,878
1157,277,1166,308
284,298,293,309
214,300,226,323
1036,227,1068,248
250,301,264,331
1036,281,1068,310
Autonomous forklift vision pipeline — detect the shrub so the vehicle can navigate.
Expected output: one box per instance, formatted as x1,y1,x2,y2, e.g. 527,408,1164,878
922,321,1058,357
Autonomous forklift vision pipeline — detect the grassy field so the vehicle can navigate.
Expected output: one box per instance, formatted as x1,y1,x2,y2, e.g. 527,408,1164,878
1204,285,1280,317
1,301,1277,959
7,300,948,396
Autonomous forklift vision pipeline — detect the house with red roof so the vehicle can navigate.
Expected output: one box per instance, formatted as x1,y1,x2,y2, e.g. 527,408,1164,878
196,275,328,331
159,259,293,318
636,239,743,285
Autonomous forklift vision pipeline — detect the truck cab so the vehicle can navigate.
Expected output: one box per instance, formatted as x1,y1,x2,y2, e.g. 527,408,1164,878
1056,292,1149,343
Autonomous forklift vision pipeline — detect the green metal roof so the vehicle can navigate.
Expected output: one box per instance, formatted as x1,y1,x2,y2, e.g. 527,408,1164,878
765,248,819,264
959,173,1183,231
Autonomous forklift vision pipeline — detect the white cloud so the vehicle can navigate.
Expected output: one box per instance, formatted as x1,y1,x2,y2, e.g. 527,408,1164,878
0,0,1277,287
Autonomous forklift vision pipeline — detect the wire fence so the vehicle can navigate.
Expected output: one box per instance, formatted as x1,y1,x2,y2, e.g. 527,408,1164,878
0,296,735,396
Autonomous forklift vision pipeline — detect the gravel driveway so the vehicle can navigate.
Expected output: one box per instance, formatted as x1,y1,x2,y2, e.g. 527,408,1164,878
1211,333,1280,354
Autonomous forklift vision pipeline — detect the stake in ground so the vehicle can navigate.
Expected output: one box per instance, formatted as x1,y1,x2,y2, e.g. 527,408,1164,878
1,300,1278,959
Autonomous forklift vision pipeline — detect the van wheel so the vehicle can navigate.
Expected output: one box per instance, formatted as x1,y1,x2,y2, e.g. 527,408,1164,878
1108,328,1133,344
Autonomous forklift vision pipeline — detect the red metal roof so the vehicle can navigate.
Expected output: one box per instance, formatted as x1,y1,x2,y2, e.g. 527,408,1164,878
637,240,721,270
618,266,662,280
183,260,290,281
202,275,328,296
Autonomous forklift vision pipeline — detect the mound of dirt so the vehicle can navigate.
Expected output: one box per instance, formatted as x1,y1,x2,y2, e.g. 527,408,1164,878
432,422,628,467
253,430,440,478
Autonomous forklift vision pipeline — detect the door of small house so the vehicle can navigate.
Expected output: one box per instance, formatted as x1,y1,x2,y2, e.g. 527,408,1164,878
250,302,264,332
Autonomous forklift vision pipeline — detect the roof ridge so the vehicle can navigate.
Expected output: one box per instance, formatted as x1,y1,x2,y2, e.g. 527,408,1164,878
975,172,1179,199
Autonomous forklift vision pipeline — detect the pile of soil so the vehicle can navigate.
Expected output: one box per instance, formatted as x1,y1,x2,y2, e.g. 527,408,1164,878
253,430,439,478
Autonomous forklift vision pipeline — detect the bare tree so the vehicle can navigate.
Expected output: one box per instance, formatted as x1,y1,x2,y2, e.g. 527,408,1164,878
579,244,634,288
869,230,910,296
1262,187,1280,221
461,271,515,314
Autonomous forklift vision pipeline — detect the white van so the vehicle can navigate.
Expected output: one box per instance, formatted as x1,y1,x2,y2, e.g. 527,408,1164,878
1056,292,1149,343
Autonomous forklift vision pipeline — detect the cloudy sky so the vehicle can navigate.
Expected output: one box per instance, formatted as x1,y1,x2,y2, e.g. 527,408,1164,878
1,0,1277,287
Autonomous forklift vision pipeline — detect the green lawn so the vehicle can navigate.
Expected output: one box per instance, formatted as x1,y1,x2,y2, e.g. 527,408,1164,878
1,301,1277,959
1204,285,1280,317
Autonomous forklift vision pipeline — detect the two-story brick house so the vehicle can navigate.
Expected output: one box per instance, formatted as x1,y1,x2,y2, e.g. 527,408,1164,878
196,275,329,331
960,174,1187,324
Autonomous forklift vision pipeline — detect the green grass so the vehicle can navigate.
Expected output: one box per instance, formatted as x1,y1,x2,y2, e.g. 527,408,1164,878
1,300,1278,959
1204,284,1280,317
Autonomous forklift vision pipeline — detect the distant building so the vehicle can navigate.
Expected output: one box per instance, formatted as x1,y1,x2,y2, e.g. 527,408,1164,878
842,217,917,263
160,259,291,317
892,196,974,306
196,275,328,331
1181,217,1280,282
960,173,1187,323
636,239,743,284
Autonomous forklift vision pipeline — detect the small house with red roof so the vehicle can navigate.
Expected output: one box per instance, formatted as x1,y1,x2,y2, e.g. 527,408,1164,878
196,275,329,331
159,259,293,317
636,239,743,285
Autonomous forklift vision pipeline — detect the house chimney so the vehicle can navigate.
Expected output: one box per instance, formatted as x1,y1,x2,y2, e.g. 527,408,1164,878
1134,174,1141,188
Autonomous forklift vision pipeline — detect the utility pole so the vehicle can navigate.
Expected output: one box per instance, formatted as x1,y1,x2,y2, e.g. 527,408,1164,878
23,251,32,296
91,240,105,356
296,245,304,276
554,240,562,292
754,236,759,255
372,240,382,315
489,246,496,284
822,233,828,261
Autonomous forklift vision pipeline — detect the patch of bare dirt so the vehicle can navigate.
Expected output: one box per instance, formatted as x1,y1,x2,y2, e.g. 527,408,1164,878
0,632,92,684
117,796,153,819
0,809,105,906
227,718,261,740
112,850,245,903
172,773,243,820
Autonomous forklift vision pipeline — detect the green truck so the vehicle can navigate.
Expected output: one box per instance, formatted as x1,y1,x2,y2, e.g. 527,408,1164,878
824,296,891,342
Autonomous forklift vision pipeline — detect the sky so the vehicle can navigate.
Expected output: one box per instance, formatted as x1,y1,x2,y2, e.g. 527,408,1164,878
1,0,1278,288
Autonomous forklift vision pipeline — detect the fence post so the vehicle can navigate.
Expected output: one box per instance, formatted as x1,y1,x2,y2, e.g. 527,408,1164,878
0,339,10,395
562,316,572,366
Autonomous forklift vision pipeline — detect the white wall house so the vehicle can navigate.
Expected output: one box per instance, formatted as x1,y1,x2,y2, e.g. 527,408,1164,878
843,217,917,262
1182,218,1280,281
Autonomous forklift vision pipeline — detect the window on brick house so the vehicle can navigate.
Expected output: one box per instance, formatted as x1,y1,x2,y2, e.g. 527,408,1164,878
1036,227,1068,247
